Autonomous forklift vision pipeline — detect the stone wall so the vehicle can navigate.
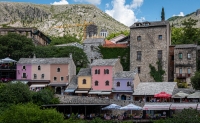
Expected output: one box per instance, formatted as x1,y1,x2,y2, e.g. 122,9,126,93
130,24,170,82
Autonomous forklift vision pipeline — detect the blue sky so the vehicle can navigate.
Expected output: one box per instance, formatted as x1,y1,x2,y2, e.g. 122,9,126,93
1,0,200,26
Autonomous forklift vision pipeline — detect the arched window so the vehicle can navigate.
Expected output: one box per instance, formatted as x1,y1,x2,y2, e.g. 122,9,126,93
98,69,100,74
38,65,41,70
104,69,109,74
57,68,60,72
127,81,130,86
95,69,98,74
105,81,109,86
117,82,120,87
95,81,98,86
83,79,86,84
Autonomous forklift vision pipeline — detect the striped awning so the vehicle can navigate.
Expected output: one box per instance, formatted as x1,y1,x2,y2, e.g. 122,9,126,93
75,91,88,93
170,103,197,110
143,103,171,110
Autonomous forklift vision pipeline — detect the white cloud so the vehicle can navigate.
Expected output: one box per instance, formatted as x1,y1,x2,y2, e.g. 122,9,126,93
105,3,109,8
173,12,184,17
105,0,144,26
74,0,101,5
51,0,69,5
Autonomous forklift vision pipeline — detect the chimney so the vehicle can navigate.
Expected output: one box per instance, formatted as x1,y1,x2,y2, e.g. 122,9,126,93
69,53,72,59
33,54,36,58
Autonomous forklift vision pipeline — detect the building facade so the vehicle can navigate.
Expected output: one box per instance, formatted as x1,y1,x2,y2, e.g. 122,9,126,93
130,21,171,82
174,44,198,86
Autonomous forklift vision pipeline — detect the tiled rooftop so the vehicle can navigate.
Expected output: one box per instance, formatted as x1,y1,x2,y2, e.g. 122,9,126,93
77,68,91,76
91,59,119,66
175,44,197,49
130,21,169,28
67,75,78,89
133,82,177,95
17,58,72,64
114,71,135,79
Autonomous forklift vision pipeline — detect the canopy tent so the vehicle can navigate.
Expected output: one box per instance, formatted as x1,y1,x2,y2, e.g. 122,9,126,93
154,91,171,98
172,91,189,98
120,103,142,114
102,104,121,110
187,92,200,98
1,57,17,63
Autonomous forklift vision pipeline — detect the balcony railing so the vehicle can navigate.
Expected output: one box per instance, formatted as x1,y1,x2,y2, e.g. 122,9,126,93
176,73,191,79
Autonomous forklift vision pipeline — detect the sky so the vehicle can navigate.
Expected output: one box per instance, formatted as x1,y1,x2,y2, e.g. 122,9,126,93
1,0,200,26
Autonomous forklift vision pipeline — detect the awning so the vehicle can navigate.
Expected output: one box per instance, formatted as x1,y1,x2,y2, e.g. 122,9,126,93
143,103,171,110
112,90,133,93
75,91,88,93
99,92,111,95
88,91,101,94
65,89,75,92
30,84,47,87
48,82,68,86
170,103,197,110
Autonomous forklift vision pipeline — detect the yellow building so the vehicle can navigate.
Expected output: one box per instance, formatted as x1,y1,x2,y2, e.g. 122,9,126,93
75,68,91,96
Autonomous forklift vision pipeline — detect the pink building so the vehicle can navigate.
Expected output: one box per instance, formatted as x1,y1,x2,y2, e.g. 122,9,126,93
89,59,123,97
16,55,76,94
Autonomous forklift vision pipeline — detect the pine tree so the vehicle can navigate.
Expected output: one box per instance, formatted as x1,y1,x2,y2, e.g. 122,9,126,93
161,7,165,21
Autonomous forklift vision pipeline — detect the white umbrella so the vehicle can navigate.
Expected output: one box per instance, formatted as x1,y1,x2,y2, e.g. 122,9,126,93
102,104,121,110
120,103,142,114
172,91,189,98
1,57,17,63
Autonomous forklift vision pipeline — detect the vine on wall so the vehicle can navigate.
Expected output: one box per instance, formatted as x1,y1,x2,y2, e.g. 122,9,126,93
149,60,165,82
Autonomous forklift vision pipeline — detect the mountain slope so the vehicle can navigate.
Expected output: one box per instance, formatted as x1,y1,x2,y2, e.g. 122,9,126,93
0,2,129,37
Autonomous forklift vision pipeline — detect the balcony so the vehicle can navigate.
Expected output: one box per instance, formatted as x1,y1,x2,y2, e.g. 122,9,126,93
176,73,191,79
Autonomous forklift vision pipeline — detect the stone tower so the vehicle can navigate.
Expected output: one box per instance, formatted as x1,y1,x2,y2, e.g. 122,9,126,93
129,21,171,82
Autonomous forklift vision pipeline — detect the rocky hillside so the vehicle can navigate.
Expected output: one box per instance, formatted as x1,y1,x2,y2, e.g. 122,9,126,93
168,9,200,28
0,2,129,37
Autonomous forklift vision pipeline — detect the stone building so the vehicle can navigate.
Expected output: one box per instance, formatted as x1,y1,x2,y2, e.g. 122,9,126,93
174,44,198,86
130,21,171,82
0,28,51,46
83,38,105,64
86,24,98,38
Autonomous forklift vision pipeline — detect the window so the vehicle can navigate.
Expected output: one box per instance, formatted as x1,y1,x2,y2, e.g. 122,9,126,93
104,69,109,74
98,69,100,74
137,51,142,61
66,75,69,81
105,81,109,86
179,53,183,59
34,74,37,79
22,66,26,69
158,50,162,60
137,36,141,41
57,68,60,72
83,79,86,84
187,53,191,59
171,56,174,61
22,73,26,78
41,74,44,79
188,68,191,74
95,69,98,74
95,81,98,86
179,68,182,74
158,35,162,40
138,67,141,74
38,65,41,70
61,77,64,81
127,81,131,86
54,77,57,81
117,82,120,87
91,59,93,63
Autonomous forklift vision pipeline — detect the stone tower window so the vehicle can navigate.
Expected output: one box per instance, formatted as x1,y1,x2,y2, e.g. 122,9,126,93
137,36,141,41
187,53,191,59
158,35,162,40
158,50,162,61
138,67,141,74
179,53,183,59
137,51,142,61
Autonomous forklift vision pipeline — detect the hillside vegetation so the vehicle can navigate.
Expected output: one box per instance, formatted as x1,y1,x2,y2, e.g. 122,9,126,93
0,2,129,38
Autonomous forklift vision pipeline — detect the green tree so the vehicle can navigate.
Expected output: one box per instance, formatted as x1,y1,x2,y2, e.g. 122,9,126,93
149,61,165,82
32,87,59,106
191,71,200,90
171,27,184,45
161,7,165,21
0,33,35,60
162,108,200,123
0,103,65,123
50,34,81,45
